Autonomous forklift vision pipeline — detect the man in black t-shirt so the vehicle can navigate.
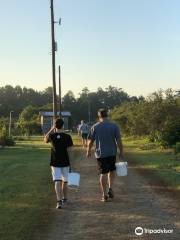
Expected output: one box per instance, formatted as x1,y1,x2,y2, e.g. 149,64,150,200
44,118,73,209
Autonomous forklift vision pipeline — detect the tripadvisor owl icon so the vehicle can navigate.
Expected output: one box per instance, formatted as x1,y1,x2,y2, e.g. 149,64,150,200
135,227,144,236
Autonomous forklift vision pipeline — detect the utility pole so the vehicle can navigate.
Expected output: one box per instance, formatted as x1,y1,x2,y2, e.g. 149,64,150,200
58,65,62,117
9,111,13,137
88,101,91,123
50,0,57,120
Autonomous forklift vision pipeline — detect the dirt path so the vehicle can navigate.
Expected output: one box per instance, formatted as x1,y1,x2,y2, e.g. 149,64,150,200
45,148,179,240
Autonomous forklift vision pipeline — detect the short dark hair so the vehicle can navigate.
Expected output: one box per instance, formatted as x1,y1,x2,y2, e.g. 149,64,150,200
55,118,64,129
98,108,108,118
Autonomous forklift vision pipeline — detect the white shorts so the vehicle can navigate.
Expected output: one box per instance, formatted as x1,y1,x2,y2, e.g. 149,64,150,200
51,166,69,182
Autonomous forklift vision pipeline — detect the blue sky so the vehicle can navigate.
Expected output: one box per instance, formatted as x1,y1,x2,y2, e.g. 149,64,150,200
0,0,180,97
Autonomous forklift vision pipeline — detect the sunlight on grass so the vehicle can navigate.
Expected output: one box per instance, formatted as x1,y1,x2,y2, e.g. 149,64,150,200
175,166,180,173
124,137,180,189
0,137,53,240
0,134,83,240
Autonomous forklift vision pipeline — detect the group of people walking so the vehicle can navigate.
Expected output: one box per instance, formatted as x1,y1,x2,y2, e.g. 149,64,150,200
44,108,124,209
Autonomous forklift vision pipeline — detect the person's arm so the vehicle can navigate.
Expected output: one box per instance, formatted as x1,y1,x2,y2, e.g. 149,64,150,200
66,135,74,160
86,139,94,158
115,125,124,159
44,126,55,143
77,125,80,135
86,126,95,158
66,135,74,170
67,146,73,161
116,138,124,159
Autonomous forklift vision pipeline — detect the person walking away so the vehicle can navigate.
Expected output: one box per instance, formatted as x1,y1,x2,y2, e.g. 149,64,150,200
78,120,89,148
87,109,124,202
44,118,73,209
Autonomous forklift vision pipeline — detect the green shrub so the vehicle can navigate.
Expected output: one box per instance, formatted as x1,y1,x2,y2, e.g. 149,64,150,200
0,127,15,146
174,142,180,154
14,136,26,141
5,137,15,146
0,136,6,146
159,120,180,147
139,142,158,150
174,153,180,161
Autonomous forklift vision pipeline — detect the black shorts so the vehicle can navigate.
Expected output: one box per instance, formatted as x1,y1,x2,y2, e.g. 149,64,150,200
81,133,88,139
97,156,116,174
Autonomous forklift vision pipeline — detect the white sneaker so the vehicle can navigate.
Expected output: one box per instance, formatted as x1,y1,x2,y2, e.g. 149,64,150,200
56,200,63,209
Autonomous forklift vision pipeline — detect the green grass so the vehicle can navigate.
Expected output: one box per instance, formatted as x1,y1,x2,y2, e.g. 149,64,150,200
2,134,178,240
124,137,180,190
71,133,83,146
0,134,82,240
0,137,53,240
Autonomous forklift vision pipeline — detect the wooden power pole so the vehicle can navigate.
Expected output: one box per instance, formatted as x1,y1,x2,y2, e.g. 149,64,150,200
50,0,57,120
58,65,62,117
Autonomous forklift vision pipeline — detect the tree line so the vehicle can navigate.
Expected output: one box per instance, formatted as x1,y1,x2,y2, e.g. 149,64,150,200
0,85,53,117
0,85,179,147
0,85,138,137
0,84,141,122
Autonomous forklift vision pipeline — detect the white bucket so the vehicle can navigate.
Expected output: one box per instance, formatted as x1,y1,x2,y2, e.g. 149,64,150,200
115,162,128,176
68,172,80,187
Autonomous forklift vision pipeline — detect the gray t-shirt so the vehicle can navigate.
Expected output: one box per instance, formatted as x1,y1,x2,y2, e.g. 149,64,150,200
88,120,121,158
79,123,89,134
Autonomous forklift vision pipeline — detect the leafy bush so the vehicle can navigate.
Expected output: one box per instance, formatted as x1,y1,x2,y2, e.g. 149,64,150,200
174,142,180,154
17,105,42,136
139,143,158,150
14,136,27,141
5,137,15,146
158,120,180,147
0,127,15,146
110,89,180,147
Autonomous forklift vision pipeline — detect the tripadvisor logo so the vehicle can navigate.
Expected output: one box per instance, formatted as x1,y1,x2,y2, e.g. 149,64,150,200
135,227,173,236
135,227,143,236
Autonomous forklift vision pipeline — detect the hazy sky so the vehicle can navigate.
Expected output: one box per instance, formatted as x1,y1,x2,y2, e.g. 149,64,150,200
0,0,180,97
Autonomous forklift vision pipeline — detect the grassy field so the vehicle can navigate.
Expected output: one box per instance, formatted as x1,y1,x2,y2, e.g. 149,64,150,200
124,137,180,190
0,134,179,240
0,134,83,240
0,137,54,240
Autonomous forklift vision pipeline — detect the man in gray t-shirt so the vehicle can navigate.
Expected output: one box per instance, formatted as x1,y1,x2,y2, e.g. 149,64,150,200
78,120,89,148
87,108,124,202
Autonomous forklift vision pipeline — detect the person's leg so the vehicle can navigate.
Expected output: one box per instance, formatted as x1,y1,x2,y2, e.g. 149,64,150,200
99,173,108,196
55,181,64,209
97,158,109,201
83,139,85,148
51,167,62,200
54,180,62,201
107,157,116,199
51,167,63,208
85,135,88,147
62,181,68,199
108,171,115,189
61,167,69,201
107,171,115,199
81,135,85,147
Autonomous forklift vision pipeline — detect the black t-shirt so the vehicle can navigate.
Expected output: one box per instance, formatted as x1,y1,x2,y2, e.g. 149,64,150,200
48,132,73,167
